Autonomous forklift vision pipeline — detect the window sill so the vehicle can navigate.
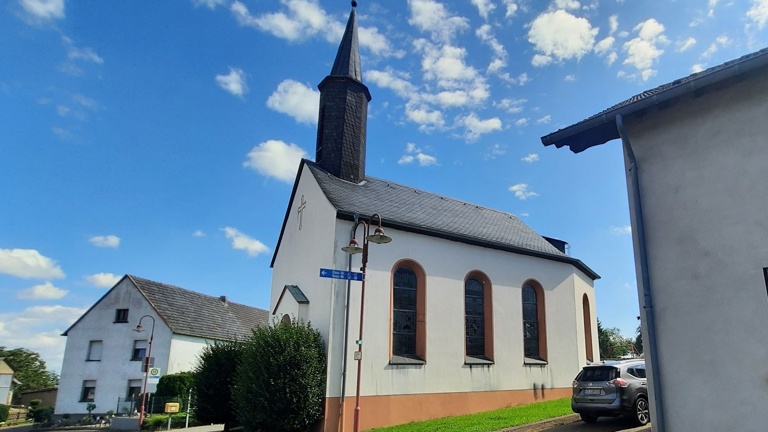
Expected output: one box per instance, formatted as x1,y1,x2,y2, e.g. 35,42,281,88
130,358,142,362
523,357,548,366
85,359,101,362
389,355,425,366
80,400,95,403
465,356,494,365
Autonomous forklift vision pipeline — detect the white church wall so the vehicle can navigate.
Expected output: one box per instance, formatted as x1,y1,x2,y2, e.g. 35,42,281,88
55,278,171,415
623,73,768,432
329,222,593,398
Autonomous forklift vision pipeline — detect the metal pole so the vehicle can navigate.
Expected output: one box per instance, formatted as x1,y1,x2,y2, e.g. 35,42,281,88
339,214,359,432
185,389,191,428
352,222,370,432
136,315,155,429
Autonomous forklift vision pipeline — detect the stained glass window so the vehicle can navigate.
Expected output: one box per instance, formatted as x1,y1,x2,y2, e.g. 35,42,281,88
465,278,485,357
523,284,539,358
393,267,417,357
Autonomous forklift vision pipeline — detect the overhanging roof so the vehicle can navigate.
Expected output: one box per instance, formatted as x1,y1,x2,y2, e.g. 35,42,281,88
541,47,768,153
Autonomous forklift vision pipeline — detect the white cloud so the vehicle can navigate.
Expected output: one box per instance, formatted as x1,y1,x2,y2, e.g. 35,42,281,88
691,63,705,73
0,248,65,279
266,79,319,124
522,153,540,163
517,73,530,86
0,305,86,374
609,15,619,34
677,37,697,52
532,54,553,67
485,143,507,159
476,25,507,71
536,115,552,124
408,0,470,42
503,0,519,18
405,100,445,131
20,0,64,20
67,45,104,64
458,113,502,141
622,18,669,80
215,68,248,98
194,0,226,8
244,140,307,183
606,51,618,65
88,235,120,248
748,0,768,29
471,0,496,20
594,36,615,55
86,272,121,288
610,225,632,235
564,74,576,81
193,230,206,237
555,0,581,10
528,10,598,64
17,281,68,300
509,183,539,200
417,41,484,93
366,69,418,99
495,98,527,113
222,227,269,256
515,118,529,127
701,35,731,58
398,143,438,166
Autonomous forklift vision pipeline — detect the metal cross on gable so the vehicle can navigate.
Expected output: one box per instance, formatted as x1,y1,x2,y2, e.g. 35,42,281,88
297,195,307,230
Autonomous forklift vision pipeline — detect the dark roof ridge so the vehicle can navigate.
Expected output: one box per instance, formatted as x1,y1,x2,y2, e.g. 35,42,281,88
126,274,251,308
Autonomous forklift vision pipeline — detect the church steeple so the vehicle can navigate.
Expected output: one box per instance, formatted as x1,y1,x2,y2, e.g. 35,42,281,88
315,1,371,183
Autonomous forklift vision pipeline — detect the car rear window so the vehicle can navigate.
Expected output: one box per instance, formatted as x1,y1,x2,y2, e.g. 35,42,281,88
578,367,616,382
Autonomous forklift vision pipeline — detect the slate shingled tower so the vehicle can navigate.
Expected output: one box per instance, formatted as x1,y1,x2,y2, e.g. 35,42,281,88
315,1,371,184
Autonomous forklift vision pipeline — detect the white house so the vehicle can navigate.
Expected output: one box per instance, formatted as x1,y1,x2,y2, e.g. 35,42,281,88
541,48,768,431
270,4,600,431
55,275,268,416
0,359,19,406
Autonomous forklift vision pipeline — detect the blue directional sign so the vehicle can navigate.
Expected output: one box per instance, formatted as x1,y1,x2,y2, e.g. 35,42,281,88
319,268,364,281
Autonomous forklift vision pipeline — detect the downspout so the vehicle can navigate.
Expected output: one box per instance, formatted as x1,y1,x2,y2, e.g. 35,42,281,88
338,214,358,432
616,114,666,432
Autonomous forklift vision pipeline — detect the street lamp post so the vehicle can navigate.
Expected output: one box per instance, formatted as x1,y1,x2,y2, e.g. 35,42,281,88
341,213,392,432
134,315,156,428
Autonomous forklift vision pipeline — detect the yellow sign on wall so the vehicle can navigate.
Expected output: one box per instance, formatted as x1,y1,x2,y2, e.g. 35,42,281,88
164,403,180,414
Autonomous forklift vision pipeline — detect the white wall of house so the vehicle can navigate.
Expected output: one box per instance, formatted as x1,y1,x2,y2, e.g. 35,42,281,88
55,279,171,415
167,335,215,374
624,73,768,431
0,374,12,405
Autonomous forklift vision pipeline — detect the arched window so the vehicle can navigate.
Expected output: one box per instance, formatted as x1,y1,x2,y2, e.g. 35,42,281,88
391,261,426,363
465,271,493,362
522,281,547,361
583,294,594,362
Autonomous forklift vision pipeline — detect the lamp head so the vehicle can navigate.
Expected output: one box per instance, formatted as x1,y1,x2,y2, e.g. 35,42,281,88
366,226,392,244
341,238,364,254
134,323,143,333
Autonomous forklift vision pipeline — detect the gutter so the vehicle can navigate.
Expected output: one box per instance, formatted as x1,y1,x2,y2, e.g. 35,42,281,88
543,48,768,153
616,114,666,432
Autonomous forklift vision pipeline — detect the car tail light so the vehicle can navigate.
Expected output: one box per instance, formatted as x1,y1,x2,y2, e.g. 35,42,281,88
572,380,579,388
610,378,629,387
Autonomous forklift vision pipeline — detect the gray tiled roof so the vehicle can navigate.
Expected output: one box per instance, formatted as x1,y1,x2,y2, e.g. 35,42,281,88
330,6,362,82
541,47,768,152
307,161,568,257
128,275,269,341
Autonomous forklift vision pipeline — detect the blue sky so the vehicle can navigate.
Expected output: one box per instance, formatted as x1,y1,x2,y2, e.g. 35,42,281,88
2,0,766,374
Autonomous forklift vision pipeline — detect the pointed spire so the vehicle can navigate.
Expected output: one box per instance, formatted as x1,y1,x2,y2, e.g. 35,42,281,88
330,1,362,82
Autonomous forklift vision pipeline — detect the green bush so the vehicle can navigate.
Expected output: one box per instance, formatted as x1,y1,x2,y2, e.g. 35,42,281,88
141,412,199,430
193,339,244,431
156,372,194,410
29,405,54,423
0,404,9,422
234,319,327,432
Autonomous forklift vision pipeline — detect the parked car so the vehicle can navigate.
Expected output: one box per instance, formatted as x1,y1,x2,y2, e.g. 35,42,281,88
571,359,650,426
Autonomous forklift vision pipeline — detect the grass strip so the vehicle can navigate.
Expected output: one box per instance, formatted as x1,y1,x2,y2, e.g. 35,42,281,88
366,397,572,432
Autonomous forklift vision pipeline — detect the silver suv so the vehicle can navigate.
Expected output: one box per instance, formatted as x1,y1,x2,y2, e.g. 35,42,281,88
571,359,650,426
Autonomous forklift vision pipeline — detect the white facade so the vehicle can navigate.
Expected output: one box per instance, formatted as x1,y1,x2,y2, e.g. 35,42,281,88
271,164,599,430
55,278,215,416
621,73,768,431
0,370,13,406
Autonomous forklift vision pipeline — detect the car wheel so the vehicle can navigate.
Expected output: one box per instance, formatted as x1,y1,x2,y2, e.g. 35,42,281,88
580,413,598,423
633,397,650,426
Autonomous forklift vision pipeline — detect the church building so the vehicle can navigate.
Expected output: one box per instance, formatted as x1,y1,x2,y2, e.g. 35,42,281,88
270,3,600,431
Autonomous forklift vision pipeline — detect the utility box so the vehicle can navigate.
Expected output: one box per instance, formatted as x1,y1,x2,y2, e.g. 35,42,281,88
164,403,179,414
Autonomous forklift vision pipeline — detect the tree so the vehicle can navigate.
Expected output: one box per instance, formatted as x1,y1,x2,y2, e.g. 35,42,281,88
193,340,244,431
0,347,59,404
234,320,326,432
596,319,636,359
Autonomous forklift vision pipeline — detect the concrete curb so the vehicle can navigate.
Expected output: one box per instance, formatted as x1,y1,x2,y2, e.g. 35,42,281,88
495,414,580,431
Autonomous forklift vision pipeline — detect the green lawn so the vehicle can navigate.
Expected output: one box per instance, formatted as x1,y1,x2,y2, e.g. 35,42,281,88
366,398,572,432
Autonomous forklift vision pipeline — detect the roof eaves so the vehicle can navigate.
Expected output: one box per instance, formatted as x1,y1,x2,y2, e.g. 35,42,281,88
541,47,768,153
271,159,309,268
62,274,130,336
336,210,600,280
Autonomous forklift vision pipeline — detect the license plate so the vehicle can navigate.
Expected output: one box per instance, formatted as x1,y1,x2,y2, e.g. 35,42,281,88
583,389,602,395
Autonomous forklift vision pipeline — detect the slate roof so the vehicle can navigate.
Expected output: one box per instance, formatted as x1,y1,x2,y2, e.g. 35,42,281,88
330,4,362,82
63,275,269,340
128,275,269,340
297,160,598,279
541,47,768,153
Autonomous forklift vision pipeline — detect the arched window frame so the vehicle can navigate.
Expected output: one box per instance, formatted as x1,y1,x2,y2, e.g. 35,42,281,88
464,271,494,364
582,294,594,362
390,259,426,365
522,279,547,363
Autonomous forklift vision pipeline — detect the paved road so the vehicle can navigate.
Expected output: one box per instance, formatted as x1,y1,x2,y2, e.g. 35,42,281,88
541,417,649,432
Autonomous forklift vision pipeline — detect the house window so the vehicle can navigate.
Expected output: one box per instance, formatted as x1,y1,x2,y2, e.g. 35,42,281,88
127,379,142,398
391,260,426,363
583,294,594,362
115,309,129,323
523,281,547,361
132,340,147,361
81,380,96,402
87,340,103,361
465,271,493,363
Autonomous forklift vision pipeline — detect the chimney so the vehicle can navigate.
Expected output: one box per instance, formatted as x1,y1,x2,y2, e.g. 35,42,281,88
219,295,228,304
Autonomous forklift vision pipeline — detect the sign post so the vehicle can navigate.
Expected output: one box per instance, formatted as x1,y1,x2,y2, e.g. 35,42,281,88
319,268,364,281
